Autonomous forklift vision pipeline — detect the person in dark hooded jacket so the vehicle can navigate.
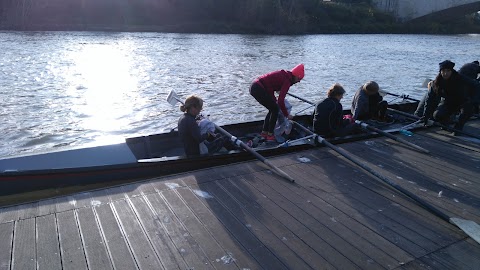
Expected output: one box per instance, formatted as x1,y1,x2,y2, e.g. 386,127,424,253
313,83,356,137
351,81,388,121
421,60,474,132
458,60,480,114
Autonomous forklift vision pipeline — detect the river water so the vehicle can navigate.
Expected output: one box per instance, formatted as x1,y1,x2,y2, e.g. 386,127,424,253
0,31,478,157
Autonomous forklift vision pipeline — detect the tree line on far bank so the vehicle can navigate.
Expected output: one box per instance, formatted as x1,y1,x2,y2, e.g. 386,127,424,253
0,0,478,34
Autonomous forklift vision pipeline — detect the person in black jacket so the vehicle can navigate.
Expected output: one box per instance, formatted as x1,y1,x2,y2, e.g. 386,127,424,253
415,60,480,117
458,60,480,114
177,95,223,156
421,60,474,132
313,83,356,137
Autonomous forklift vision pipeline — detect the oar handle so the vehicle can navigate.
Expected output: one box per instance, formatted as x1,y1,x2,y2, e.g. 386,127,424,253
214,124,295,182
355,120,430,154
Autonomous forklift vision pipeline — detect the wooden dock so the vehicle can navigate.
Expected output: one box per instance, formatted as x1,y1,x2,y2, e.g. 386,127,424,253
0,121,479,269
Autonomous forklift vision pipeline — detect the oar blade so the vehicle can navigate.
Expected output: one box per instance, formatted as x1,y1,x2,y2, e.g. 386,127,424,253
167,90,180,106
378,88,387,97
421,78,431,88
450,217,480,244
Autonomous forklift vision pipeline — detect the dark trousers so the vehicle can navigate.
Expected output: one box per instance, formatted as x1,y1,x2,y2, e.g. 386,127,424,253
434,102,474,130
368,100,388,119
250,83,279,133
329,122,357,138
414,93,428,117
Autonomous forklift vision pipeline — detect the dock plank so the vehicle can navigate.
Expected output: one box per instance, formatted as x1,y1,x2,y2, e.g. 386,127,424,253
56,210,88,270
128,195,187,270
56,195,79,213
0,205,19,224
173,183,264,270
244,171,386,270
37,197,57,217
93,203,139,270
15,202,38,220
36,214,62,270
271,165,411,269
159,184,290,270
346,139,480,213
76,207,114,270
121,181,157,199
229,174,357,269
211,179,334,270
300,159,453,248
161,187,240,270
143,192,213,270
306,147,464,240
283,161,430,256
12,218,36,270
417,130,480,153
200,181,314,270
0,222,13,270
342,141,480,223
110,199,164,270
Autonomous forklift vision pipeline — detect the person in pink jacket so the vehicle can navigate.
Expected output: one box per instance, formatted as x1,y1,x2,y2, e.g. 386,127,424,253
249,64,304,142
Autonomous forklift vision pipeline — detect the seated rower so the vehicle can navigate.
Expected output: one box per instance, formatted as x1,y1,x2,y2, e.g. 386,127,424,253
351,81,388,122
416,60,480,117
177,95,223,157
313,83,357,137
458,60,480,114
420,60,475,133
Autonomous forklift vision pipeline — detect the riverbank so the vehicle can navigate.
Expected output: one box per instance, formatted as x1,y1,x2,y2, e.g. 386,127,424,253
2,20,479,35
1,1,479,35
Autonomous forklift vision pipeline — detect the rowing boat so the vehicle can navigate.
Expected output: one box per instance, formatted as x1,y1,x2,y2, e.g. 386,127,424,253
0,101,419,196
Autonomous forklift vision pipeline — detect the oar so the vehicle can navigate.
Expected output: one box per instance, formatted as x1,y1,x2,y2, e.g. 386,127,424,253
287,92,315,105
388,108,480,141
214,124,294,182
166,90,295,182
378,89,420,102
287,93,429,152
355,120,430,154
292,120,480,244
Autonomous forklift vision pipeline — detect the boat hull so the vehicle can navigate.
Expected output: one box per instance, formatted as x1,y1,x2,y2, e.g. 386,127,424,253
0,101,419,196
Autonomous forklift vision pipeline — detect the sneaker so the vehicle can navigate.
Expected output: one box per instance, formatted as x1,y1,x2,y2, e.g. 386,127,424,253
452,131,462,136
260,132,268,140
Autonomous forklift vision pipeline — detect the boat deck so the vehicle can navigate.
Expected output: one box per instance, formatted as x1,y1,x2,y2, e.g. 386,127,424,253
1,120,479,269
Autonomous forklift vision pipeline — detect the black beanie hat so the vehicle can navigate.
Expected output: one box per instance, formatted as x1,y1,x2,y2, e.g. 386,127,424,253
439,60,455,71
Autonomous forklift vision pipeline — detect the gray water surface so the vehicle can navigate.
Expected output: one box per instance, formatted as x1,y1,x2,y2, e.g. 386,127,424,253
1,31,478,157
